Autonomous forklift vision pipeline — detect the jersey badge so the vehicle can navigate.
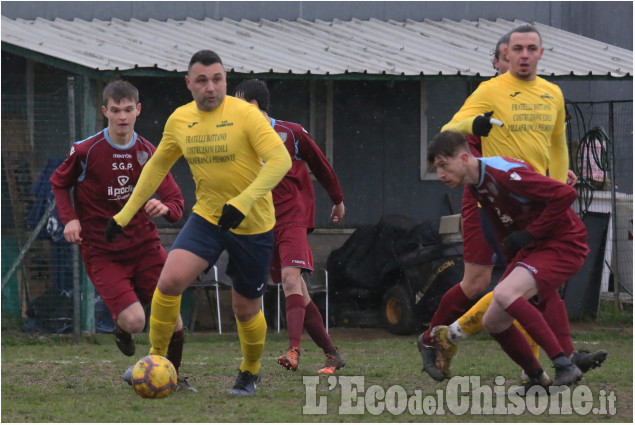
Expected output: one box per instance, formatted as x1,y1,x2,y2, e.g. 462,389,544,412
118,175,130,186
277,131,287,142
137,151,149,165
510,172,522,181
216,120,234,128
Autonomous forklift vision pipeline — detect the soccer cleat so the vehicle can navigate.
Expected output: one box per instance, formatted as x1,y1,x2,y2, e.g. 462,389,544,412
278,347,300,371
552,356,583,386
430,325,458,379
509,371,552,397
318,350,345,375
416,333,445,382
113,324,135,357
571,349,608,373
229,370,260,396
123,365,134,385
177,375,198,392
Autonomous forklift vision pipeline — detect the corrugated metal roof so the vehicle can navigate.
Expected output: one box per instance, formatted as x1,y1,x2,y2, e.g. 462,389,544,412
1,16,632,78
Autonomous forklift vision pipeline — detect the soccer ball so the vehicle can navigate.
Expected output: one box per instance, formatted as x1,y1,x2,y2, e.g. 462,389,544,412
131,355,177,398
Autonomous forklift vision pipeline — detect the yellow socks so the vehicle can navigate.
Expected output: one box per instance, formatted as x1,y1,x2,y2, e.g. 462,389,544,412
236,310,267,374
148,287,181,357
457,291,493,335
455,290,540,360
516,320,541,359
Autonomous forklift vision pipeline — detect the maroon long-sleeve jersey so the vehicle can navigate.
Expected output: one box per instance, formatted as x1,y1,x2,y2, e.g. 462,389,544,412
50,129,184,254
471,156,586,255
271,119,343,231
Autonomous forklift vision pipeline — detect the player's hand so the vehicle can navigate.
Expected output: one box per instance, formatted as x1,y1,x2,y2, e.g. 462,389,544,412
331,201,345,223
105,218,124,242
63,219,83,245
503,230,534,253
472,111,495,136
145,198,169,218
218,204,245,230
566,170,578,186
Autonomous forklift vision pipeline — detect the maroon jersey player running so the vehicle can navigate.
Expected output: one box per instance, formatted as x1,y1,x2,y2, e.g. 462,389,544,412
235,79,346,374
427,130,589,390
50,80,195,391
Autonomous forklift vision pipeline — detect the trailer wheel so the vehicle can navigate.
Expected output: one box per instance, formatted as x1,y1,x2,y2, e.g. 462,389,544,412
381,284,419,335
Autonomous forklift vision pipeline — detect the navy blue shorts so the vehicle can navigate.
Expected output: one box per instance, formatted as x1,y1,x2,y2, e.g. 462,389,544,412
171,213,274,299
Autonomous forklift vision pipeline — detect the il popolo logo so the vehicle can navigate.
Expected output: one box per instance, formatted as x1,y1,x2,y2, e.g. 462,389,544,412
108,175,134,199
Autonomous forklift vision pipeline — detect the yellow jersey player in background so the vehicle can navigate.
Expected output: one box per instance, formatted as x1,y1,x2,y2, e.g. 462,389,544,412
417,24,607,382
106,50,291,396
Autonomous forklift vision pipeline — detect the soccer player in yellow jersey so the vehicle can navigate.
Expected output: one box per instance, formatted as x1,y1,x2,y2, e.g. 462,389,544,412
417,25,606,382
106,50,292,396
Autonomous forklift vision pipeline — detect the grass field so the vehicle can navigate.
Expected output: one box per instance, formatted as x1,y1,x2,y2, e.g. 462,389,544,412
2,305,632,422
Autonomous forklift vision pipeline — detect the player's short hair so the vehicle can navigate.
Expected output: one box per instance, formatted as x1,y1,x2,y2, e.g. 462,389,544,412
494,32,511,60
509,23,542,44
427,131,469,165
188,50,223,71
234,79,270,113
102,80,139,106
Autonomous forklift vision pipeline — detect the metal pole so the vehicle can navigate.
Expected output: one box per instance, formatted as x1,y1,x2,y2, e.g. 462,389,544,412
1,200,57,290
324,269,329,334
608,101,622,311
67,76,82,341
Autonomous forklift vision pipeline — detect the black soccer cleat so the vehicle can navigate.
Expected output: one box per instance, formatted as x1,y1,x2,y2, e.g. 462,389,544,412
417,333,445,382
229,370,260,396
552,356,583,387
113,324,135,357
571,349,608,373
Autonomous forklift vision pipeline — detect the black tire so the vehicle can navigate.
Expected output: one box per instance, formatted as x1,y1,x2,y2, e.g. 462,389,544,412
381,284,418,335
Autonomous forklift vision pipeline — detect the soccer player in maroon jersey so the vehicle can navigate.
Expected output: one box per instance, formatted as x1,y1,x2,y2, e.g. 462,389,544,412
234,79,346,374
419,27,581,382
50,80,195,391
427,130,589,390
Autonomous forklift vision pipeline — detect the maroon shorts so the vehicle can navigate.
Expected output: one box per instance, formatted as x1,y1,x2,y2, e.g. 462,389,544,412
499,236,589,301
270,226,314,284
82,241,167,320
462,186,495,266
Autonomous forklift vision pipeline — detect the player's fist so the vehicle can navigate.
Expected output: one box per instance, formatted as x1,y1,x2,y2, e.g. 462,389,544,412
503,230,534,253
105,218,123,242
472,111,495,136
218,204,245,230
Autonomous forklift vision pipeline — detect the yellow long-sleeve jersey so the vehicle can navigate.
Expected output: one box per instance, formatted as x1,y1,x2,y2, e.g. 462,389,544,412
442,72,569,182
115,96,291,235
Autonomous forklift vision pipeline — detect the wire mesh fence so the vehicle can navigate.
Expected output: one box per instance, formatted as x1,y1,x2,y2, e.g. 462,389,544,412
2,80,113,335
566,100,633,303
2,86,632,334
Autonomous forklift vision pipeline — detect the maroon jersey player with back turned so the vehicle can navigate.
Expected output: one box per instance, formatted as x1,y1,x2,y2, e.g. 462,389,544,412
235,79,346,375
